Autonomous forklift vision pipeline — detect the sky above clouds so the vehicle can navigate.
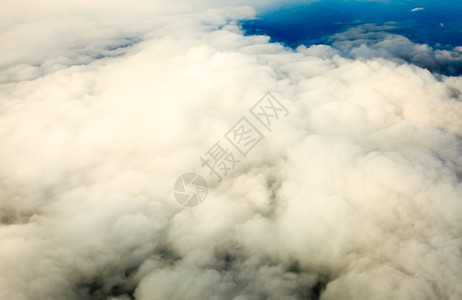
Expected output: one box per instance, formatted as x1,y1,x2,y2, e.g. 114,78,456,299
1,0,462,299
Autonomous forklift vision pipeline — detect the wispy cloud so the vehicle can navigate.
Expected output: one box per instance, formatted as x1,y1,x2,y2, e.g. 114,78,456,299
411,7,424,12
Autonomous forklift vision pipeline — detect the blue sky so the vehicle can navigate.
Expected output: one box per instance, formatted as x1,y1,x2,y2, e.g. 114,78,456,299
242,0,462,49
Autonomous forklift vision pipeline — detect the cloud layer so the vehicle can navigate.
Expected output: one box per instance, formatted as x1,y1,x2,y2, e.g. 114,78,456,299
1,2,462,300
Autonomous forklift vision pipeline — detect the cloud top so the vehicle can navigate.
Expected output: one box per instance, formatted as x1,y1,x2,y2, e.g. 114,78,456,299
1,2,462,300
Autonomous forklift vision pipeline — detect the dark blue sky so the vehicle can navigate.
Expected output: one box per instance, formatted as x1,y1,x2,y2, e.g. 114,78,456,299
242,0,462,49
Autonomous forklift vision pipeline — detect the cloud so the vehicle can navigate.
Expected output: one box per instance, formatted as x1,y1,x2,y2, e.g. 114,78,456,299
411,7,424,12
1,1,462,300
330,24,462,76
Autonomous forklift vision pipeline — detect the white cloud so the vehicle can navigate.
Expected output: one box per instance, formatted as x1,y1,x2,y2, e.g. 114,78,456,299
1,1,462,300
330,24,462,76
411,7,424,12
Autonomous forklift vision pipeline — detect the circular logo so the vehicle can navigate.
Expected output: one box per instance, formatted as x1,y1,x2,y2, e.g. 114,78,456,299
173,173,208,207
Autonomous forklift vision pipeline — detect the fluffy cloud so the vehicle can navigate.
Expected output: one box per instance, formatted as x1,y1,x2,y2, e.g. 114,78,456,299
1,1,461,300
331,24,462,76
